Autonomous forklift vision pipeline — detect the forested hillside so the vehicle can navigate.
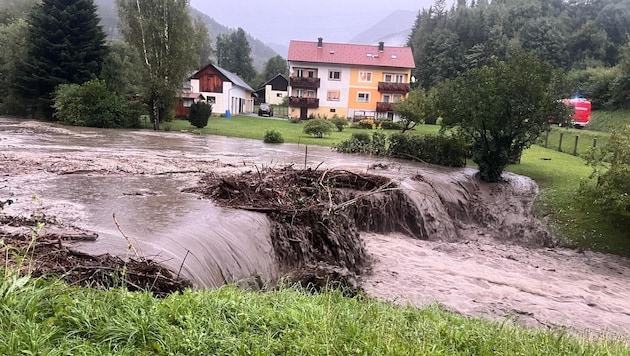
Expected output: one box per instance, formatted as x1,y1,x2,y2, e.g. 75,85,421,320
409,0,630,109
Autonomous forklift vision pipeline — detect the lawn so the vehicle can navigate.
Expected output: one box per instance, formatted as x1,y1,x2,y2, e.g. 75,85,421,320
167,115,441,147
538,126,609,156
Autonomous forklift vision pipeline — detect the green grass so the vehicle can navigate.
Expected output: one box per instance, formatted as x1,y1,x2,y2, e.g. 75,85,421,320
0,274,627,355
587,109,630,133
508,145,630,256
169,115,441,147
538,126,609,156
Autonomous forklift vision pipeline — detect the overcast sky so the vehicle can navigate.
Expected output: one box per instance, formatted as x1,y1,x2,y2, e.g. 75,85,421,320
189,1,434,45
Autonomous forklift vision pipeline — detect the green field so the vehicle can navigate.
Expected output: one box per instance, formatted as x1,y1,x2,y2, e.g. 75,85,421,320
587,109,630,133
0,273,626,355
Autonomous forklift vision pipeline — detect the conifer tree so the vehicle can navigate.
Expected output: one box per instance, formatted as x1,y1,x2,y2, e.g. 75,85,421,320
16,0,107,118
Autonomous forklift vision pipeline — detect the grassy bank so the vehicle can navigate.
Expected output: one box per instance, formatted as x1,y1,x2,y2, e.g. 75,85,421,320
168,116,441,147
0,274,627,355
587,109,630,132
538,126,609,156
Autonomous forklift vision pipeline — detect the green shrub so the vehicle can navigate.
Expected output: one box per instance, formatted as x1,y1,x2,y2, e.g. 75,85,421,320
263,129,284,143
53,79,134,128
371,132,387,155
381,120,403,130
353,119,375,129
331,116,349,132
188,102,213,128
289,116,301,124
303,119,335,138
389,133,468,167
335,133,372,153
578,126,630,223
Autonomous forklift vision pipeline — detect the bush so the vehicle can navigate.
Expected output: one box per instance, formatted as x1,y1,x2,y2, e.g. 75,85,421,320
303,119,335,138
389,133,468,167
331,116,349,132
188,102,213,128
263,129,284,143
53,79,134,128
380,120,403,130
577,126,630,223
288,116,301,124
353,119,375,129
335,133,372,153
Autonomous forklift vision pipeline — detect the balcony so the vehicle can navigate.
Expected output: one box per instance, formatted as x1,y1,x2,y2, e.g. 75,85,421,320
376,102,395,112
378,82,410,94
289,96,319,108
290,76,321,89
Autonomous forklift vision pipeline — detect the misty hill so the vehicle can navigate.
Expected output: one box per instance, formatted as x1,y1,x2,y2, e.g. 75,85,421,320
93,0,277,70
349,10,417,46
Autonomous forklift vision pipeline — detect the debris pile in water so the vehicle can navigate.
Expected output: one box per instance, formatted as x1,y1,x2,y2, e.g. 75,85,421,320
0,216,191,297
186,167,405,289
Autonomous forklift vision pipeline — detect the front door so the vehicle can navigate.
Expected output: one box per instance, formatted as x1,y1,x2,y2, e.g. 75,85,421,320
300,107,308,120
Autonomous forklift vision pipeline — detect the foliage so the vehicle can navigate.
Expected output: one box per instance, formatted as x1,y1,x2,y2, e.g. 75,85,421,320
52,79,138,128
192,15,213,68
353,119,375,130
263,129,284,144
216,28,256,84
288,116,301,124
0,17,28,115
261,55,288,85
388,133,468,167
394,89,437,131
15,0,107,119
116,0,197,130
567,66,618,110
578,125,630,223
188,101,213,128
331,116,349,132
380,120,404,130
100,40,142,96
303,119,335,138
435,52,571,182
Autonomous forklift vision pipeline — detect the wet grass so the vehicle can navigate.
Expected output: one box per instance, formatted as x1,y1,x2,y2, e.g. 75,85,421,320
168,116,441,147
587,109,630,133
537,126,609,156
508,145,630,256
0,273,627,355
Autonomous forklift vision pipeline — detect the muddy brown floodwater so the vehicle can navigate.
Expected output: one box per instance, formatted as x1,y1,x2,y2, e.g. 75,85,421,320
1,117,629,339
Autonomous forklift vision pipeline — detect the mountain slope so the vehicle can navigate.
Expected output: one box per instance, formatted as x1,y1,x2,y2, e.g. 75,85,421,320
349,10,417,45
93,0,277,70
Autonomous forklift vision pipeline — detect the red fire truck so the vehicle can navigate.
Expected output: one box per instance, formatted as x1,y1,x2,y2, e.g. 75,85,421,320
562,98,592,128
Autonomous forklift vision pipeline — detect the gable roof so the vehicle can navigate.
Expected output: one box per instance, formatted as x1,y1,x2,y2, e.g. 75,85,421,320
191,63,255,92
288,40,415,69
260,73,288,88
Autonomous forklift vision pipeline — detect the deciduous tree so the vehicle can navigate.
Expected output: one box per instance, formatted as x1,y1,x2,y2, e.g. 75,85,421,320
116,0,196,130
435,52,571,182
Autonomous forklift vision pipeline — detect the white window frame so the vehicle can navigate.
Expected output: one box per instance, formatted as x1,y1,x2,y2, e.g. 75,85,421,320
392,94,403,102
395,74,405,83
308,70,315,78
329,70,341,81
327,90,340,101
297,69,304,77
296,89,303,97
382,94,391,103
359,71,372,82
357,92,370,103
384,74,393,82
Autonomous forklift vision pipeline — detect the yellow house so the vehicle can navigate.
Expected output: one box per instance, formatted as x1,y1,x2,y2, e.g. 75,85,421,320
287,38,415,120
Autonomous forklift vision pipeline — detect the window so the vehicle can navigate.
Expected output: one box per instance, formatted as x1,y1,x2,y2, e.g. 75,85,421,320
207,96,216,104
330,109,336,113
183,99,193,108
359,71,372,82
297,69,304,77
308,70,315,78
382,94,390,103
384,74,393,82
296,89,303,97
329,70,341,80
306,90,315,97
395,74,405,83
392,94,403,102
327,90,340,101
357,92,370,103
276,93,283,97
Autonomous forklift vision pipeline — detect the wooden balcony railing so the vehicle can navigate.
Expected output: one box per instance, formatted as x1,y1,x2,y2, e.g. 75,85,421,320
378,82,410,93
376,102,395,112
290,76,321,89
289,96,320,108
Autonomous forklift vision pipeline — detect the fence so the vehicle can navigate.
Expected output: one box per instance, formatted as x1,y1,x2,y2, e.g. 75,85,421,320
539,129,607,156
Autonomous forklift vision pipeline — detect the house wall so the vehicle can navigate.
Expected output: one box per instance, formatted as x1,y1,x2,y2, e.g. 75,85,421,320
191,79,253,115
265,85,286,105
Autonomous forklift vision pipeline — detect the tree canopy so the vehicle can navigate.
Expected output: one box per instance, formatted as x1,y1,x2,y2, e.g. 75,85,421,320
116,0,197,130
435,52,571,182
15,0,107,118
216,28,257,84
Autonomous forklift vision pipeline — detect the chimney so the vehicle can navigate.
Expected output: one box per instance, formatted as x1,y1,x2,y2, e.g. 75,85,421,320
317,37,323,47
378,41,385,52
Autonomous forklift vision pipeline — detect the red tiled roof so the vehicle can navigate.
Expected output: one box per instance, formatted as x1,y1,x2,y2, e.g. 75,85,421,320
288,40,415,69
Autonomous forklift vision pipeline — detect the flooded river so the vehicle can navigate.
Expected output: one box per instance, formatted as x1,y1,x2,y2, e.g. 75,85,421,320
2,117,630,338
